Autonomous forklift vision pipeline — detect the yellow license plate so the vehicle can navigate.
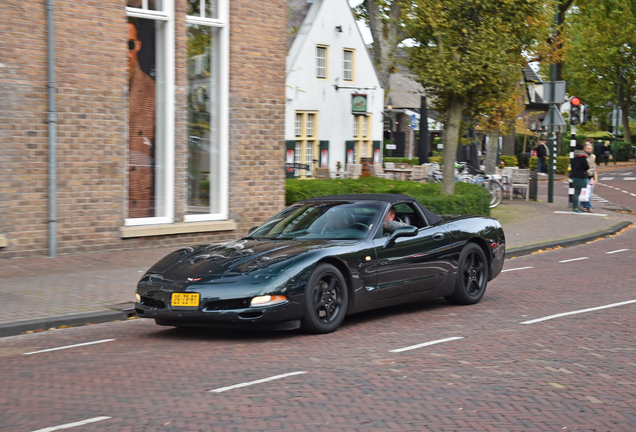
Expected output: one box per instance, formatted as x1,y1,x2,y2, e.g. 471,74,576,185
171,293,200,307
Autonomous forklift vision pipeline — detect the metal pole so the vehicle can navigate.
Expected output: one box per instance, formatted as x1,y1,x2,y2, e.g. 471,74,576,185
46,0,57,257
547,8,559,203
568,125,577,207
615,69,621,165
418,96,429,163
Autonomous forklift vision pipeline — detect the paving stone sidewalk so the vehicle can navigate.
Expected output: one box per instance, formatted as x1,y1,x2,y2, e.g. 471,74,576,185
1,162,634,336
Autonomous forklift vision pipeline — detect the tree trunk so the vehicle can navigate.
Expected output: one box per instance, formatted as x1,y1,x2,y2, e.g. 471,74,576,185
441,96,463,195
363,0,407,97
485,130,500,174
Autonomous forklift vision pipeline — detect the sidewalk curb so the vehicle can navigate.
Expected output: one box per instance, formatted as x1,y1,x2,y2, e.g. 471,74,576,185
507,221,633,258
0,309,136,338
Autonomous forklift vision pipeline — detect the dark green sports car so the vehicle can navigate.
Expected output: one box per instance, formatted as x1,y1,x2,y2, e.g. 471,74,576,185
135,194,505,333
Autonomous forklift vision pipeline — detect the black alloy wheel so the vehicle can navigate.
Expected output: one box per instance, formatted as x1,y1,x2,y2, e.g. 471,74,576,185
301,263,348,334
445,243,488,305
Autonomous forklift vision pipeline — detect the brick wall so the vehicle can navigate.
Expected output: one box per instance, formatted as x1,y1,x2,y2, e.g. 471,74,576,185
0,0,287,259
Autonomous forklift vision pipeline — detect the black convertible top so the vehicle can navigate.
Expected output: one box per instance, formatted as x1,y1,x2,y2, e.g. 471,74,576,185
297,194,442,225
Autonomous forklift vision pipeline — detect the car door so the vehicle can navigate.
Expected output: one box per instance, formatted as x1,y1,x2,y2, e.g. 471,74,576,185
374,205,451,300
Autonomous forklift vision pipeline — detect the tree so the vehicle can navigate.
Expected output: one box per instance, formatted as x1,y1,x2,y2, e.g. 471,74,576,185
405,0,551,194
353,0,409,95
563,0,636,143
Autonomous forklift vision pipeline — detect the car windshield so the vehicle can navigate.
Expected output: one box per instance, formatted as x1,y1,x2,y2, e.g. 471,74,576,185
250,202,383,240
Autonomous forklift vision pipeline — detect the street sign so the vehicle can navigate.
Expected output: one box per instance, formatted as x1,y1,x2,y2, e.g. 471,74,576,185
410,115,418,128
541,105,566,127
543,81,567,104
385,144,397,150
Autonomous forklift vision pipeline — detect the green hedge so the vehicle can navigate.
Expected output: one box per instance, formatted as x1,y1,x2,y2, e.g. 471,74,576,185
499,155,518,167
286,177,491,216
616,141,634,161
529,156,570,174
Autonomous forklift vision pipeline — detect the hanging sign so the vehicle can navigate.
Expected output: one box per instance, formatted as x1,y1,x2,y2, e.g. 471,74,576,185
351,94,367,116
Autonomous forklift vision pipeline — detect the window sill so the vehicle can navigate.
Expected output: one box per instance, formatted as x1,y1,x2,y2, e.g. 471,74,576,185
0,235,7,247
120,220,237,239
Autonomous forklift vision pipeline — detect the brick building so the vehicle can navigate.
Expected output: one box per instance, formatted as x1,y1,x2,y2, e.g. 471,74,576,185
0,0,287,258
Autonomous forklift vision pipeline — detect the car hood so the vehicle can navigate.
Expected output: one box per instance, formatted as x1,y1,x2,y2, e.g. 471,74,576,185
145,238,355,279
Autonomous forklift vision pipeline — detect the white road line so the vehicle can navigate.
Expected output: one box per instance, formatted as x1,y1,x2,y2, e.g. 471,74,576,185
31,416,112,432
606,249,629,254
209,371,307,393
600,177,614,180
631,193,636,197
389,336,464,353
624,177,636,181
22,339,115,355
558,257,589,263
501,266,534,272
553,211,608,217
520,300,636,325
622,190,629,193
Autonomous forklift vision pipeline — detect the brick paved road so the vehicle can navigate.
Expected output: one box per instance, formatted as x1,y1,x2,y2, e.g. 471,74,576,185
1,230,635,431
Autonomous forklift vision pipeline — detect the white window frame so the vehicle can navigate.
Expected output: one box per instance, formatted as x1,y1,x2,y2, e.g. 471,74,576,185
295,113,302,137
305,141,313,176
316,46,327,79
343,49,353,81
125,1,175,227
184,0,230,223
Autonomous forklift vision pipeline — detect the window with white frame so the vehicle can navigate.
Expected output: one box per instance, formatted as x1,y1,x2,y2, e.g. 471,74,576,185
353,114,372,163
294,141,302,177
294,111,318,178
343,49,353,81
305,142,314,176
295,113,302,136
185,0,229,221
316,46,327,79
306,114,314,137
125,1,174,224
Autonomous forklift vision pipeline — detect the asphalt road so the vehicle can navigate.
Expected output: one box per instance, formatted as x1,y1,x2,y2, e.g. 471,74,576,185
595,167,636,211
1,230,635,431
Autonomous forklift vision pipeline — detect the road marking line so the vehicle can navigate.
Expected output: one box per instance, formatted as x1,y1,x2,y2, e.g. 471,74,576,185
624,177,636,180
520,300,636,325
631,193,636,197
502,266,533,272
31,416,112,432
389,336,464,353
553,211,608,217
22,339,115,355
606,249,629,254
558,257,589,263
209,371,307,393
600,177,614,180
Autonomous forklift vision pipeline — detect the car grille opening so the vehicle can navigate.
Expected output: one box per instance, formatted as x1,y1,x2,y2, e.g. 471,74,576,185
141,297,166,309
203,298,251,311
238,311,264,319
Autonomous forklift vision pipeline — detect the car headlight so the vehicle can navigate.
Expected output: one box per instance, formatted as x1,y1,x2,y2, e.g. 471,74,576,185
136,293,141,301
250,295,287,307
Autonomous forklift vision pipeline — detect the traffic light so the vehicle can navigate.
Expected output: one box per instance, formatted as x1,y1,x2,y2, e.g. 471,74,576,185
569,96,581,125
581,104,589,125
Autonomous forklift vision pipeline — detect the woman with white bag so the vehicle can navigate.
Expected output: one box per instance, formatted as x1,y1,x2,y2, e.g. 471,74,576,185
580,142,597,212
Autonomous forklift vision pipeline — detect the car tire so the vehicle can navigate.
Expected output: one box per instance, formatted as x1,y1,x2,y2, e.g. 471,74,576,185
445,243,488,305
300,263,348,334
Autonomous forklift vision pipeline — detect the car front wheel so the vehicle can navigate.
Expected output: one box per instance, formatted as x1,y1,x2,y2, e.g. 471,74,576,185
446,243,488,305
301,263,348,334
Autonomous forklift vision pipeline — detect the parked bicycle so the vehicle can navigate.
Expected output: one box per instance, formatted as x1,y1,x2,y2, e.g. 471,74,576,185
455,162,504,208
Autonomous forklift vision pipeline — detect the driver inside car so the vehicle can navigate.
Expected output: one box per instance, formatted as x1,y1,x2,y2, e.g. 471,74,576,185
382,207,408,236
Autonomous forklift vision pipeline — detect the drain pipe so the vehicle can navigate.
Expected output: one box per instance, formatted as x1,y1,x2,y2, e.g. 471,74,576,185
46,0,57,257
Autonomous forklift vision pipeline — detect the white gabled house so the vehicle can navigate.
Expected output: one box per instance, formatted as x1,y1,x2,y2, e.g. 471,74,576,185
286,0,384,177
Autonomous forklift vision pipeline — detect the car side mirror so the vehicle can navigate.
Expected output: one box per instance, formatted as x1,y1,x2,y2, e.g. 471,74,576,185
385,225,418,248
247,226,259,235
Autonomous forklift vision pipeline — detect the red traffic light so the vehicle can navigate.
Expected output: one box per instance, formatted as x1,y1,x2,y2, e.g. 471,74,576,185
570,96,581,106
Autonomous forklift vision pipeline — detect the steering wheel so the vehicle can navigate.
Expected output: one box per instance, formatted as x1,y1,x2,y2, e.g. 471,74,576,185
350,222,369,232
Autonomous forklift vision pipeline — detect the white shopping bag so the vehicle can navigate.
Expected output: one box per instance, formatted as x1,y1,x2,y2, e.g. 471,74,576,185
579,185,591,202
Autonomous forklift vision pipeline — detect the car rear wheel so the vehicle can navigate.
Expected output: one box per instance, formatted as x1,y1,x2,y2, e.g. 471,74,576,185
301,263,348,334
445,243,488,305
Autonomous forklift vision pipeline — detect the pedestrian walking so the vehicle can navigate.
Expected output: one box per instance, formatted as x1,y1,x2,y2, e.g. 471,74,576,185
603,141,612,165
570,147,589,213
535,138,548,174
580,142,597,212
593,140,605,165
